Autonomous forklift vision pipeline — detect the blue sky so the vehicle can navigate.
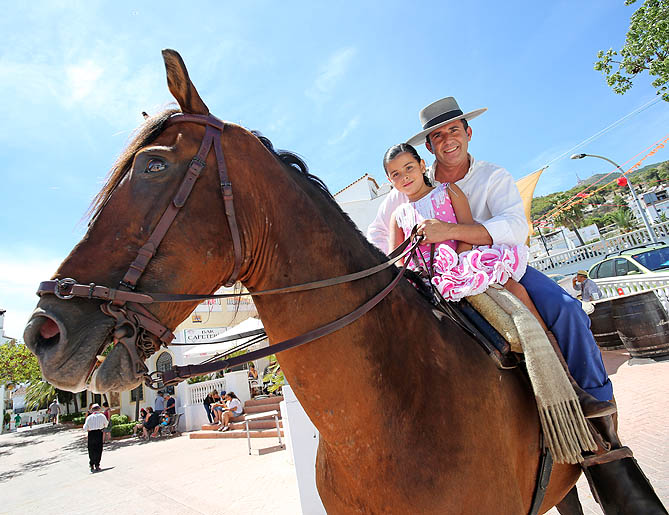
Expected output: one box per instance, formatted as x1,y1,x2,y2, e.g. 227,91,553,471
1,1,668,339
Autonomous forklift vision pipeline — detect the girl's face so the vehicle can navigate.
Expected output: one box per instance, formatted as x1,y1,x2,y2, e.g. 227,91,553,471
385,152,429,199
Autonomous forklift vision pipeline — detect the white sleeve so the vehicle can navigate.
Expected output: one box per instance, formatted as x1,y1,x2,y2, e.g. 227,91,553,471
480,168,529,246
366,189,405,254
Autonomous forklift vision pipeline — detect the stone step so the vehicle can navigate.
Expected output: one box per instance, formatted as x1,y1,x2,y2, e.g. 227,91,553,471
201,419,283,431
244,404,281,414
244,395,284,407
190,428,284,439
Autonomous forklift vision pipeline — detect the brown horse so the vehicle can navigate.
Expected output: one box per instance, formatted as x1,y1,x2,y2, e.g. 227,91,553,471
24,50,581,513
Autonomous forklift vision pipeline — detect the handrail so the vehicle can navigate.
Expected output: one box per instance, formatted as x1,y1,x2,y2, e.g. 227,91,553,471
529,221,669,273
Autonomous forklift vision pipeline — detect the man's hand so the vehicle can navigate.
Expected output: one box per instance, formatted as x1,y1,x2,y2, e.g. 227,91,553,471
416,219,453,243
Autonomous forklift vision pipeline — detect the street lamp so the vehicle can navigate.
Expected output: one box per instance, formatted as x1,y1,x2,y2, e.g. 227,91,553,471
570,153,657,243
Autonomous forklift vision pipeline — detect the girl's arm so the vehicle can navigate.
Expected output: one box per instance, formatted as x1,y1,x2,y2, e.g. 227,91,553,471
448,184,474,253
388,212,406,263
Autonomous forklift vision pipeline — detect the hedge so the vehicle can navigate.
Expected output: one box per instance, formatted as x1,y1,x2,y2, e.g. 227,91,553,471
60,412,85,423
111,423,136,437
110,414,130,426
72,415,86,425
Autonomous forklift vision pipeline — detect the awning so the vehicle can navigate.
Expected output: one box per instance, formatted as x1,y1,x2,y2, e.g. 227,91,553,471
182,317,266,358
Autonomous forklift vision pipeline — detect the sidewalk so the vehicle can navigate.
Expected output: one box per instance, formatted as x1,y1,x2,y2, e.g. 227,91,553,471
547,351,669,514
0,425,300,515
1,352,666,515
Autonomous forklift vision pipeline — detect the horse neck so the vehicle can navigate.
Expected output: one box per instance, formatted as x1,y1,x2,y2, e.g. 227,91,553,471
241,168,459,438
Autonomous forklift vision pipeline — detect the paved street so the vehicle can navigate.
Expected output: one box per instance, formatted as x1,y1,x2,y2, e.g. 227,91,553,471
0,426,300,515
1,350,666,515
547,351,669,514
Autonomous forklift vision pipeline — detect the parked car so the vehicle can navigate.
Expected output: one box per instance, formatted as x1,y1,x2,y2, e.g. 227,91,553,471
588,243,669,279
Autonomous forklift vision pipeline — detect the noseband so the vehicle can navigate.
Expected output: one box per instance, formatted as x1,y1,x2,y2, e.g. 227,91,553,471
37,112,423,390
39,113,243,379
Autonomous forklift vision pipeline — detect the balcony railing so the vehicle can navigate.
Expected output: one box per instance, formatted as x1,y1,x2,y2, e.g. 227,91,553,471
185,377,226,406
529,221,669,273
593,272,669,312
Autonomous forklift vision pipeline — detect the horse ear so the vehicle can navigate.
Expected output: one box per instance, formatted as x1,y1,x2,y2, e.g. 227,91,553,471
161,49,209,115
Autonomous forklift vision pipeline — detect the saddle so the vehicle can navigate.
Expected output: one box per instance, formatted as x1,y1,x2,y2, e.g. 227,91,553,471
407,269,597,465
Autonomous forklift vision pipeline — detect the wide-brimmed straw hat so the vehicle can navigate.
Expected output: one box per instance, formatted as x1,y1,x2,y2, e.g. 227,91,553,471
407,97,487,146
577,270,589,276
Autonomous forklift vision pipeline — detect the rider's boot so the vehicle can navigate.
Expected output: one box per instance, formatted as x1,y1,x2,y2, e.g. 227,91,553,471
581,415,668,514
545,332,616,419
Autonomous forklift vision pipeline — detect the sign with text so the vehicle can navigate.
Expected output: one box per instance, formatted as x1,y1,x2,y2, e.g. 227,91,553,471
184,326,230,344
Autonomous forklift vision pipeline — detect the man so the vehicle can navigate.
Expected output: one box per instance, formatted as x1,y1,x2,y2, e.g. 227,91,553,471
48,399,61,425
164,392,176,416
368,97,613,416
83,404,108,472
154,390,165,415
368,97,666,511
573,270,602,301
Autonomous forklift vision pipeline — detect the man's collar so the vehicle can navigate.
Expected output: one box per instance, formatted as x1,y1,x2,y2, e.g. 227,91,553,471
428,154,475,184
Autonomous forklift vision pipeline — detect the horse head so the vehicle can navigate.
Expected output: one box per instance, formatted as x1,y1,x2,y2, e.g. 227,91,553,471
24,50,268,393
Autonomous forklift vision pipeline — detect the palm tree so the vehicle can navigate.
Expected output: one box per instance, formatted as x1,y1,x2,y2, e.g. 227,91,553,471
611,207,636,232
554,195,586,246
24,380,55,411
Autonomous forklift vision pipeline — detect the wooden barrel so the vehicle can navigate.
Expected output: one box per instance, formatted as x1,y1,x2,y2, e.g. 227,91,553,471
611,290,669,358
588,300,624,350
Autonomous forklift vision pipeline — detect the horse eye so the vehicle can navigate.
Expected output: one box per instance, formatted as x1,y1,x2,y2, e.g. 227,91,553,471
145,159,167,173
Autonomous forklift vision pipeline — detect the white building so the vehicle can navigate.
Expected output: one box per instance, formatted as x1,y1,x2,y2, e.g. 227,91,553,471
334,174,391,233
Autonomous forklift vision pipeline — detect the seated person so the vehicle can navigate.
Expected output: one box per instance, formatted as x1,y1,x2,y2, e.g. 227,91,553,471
133,408,148,436
218,392,244,432
141,407,161,439
203,390,218,424
210,391,227,425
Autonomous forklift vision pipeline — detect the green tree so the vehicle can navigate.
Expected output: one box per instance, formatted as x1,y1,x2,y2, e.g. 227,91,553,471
611,207,637,231
594,0,669,101
554,195,587,245
24,380,56,411
0,340,42,386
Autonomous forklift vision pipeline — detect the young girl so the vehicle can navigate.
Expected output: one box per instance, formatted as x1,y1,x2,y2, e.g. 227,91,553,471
384,143,546,328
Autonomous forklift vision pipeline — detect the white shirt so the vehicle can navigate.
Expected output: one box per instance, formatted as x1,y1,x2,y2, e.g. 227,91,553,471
366,155,528,253
83,412,109,431
227,398,243,415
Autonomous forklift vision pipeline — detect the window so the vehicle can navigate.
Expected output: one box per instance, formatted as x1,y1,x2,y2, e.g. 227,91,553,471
634,247,669,271
614,258,632,276
595,259,615,278
589,264,600,279
131,386,144,402
155,352,175,395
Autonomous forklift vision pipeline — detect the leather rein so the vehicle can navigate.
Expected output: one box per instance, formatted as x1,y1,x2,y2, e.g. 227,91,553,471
37,112,422,390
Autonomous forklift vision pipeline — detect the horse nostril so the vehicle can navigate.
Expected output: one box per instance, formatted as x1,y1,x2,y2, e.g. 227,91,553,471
33,315,62,350
40,318,60,340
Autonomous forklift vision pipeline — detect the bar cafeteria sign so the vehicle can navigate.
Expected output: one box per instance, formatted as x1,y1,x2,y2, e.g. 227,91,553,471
184,326,229,344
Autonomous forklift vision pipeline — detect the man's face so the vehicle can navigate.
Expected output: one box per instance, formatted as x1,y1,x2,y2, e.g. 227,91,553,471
426,119,472,169
576,274,587,283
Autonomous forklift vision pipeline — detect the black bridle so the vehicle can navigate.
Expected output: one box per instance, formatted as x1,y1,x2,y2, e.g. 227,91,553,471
38,112,421,390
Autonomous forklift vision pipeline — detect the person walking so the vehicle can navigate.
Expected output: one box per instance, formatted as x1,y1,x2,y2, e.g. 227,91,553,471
48,399,61,425
83,404,108,472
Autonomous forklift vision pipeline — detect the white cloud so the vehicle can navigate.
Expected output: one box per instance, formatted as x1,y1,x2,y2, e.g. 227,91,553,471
328,115,360,145
306,47,357,103
0,250,62,342
66,60,104,101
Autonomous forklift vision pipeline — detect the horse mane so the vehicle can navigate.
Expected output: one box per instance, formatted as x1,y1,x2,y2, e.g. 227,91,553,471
87,108,180,220
251,130,389,262
86,111,390,264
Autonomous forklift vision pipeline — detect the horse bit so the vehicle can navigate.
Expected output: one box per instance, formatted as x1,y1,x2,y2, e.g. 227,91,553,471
37,112,421,389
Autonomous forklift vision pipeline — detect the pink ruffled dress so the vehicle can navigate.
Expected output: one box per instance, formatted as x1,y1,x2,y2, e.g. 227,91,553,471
392,183,528,301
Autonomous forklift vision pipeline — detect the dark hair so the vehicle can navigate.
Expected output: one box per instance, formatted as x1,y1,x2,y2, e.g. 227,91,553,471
425,119,469,146
383,143,431,186
226,392,238,400
383,143,421,171
102,402,109,408
147,407,154,413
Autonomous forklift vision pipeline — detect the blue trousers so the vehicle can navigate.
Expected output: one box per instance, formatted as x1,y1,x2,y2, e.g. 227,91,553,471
519,266,613,401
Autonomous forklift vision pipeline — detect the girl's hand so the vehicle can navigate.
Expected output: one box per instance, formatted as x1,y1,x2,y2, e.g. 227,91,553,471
417,219,453,243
